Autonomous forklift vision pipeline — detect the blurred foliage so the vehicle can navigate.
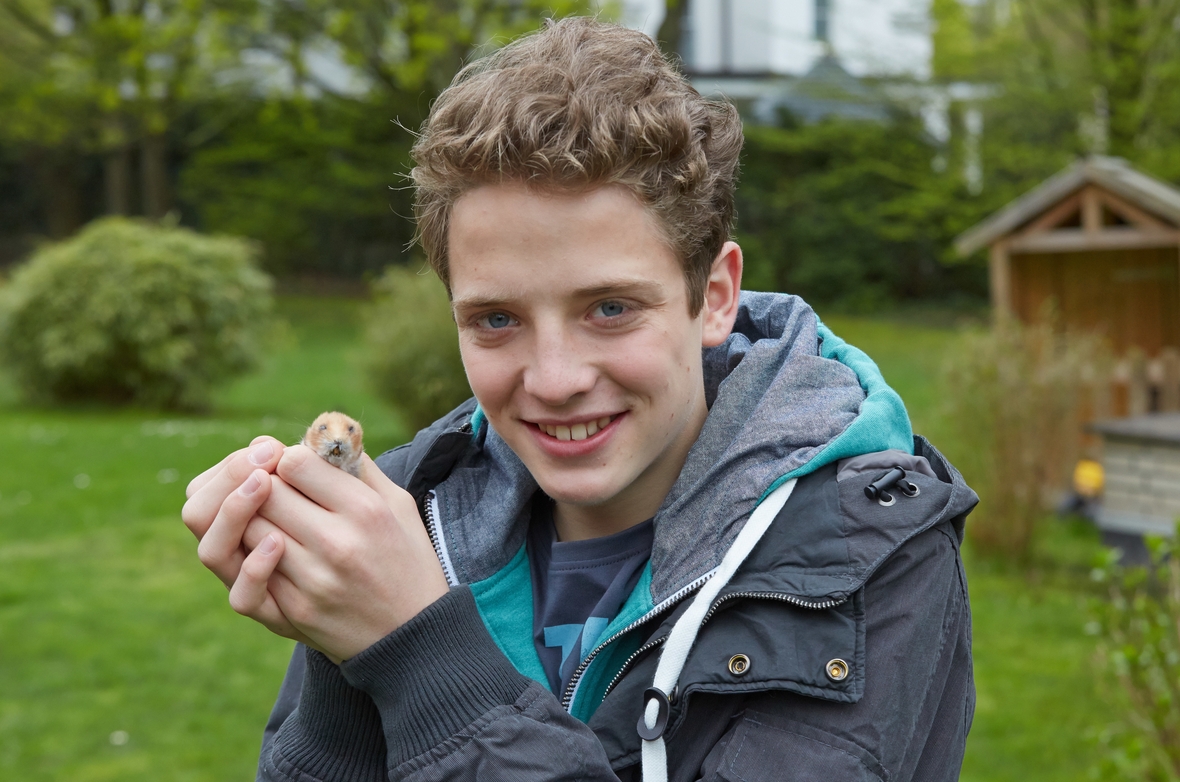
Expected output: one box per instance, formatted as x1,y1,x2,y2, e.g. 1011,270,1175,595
932,0,1180,180
155,0,586,276
1090,534,1180,781
0,0,590,255
0,0,257,231
364,265,470,430
179,98,412,277
6,0,1180,303
736,113,989,310
943,315,1111,559
0,217,274,409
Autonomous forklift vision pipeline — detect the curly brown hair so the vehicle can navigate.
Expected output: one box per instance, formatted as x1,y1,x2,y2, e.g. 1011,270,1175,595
410,16,744,313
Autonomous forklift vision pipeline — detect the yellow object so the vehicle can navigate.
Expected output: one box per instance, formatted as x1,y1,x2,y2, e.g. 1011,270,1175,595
1073,459,1105,498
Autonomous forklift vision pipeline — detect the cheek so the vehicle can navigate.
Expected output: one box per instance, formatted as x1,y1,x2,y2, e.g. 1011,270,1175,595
605,331,699,403
459,343,515,410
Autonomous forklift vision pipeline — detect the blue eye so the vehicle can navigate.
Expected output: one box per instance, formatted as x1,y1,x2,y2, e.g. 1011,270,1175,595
597,302,626,318
483,312,513,329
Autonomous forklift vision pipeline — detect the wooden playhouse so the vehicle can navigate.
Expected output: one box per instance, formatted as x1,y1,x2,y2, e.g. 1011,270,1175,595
955,155,1180,357
956,156,1180,537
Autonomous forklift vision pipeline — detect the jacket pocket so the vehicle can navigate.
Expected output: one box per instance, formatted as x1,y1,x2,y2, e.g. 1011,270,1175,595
717,712,886,782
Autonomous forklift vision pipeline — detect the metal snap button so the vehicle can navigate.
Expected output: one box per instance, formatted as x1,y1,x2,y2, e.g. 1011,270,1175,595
826,658,849,682
728,654,751,675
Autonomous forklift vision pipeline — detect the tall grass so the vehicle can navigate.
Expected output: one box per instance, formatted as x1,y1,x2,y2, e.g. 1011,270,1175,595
944,317,1110,559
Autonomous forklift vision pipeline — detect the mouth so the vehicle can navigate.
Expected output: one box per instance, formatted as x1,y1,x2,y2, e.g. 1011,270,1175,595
533,414,620,442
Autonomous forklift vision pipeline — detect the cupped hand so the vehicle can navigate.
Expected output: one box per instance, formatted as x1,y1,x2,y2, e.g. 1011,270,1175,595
181,436,317,646
249,446,450,662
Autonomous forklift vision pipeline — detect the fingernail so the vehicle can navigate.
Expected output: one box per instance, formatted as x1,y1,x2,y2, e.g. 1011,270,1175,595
258,534,277,555
239,473,261,496
248,442,274,466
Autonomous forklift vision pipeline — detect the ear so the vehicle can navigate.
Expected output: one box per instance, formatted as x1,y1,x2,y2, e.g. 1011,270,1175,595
701,241,743,348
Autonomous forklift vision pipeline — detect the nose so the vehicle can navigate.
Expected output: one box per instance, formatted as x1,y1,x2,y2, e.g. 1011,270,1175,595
522,325,597,406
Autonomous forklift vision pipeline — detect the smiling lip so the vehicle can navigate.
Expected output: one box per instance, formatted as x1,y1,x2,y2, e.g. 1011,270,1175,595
527,413,624,457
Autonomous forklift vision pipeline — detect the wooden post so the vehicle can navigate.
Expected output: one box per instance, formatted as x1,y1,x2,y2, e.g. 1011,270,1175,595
1161,348,1180,412
989,241,1012,320
1082,186,1102,233
1128,349,1151,416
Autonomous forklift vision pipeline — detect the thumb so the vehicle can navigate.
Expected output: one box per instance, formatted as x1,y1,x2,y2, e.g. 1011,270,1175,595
358,454,422,522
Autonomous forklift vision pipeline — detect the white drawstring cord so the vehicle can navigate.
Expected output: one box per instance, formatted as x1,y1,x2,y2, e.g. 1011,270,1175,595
639,478,798,782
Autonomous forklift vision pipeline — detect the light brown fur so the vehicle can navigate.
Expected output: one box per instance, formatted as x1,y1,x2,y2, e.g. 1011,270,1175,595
301,412,364,478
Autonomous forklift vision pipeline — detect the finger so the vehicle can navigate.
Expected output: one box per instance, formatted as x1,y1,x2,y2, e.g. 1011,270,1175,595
185,435,276,499
359,454,421,521
197,468,274,587
242,515,285,552
244,512,319,590
182,437,285,540
255,472,337,547
228,533,294,634
186,450,235,500
275,445,361,514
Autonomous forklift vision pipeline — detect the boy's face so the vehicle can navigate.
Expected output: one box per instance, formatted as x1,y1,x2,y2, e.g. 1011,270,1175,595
448,183,736,532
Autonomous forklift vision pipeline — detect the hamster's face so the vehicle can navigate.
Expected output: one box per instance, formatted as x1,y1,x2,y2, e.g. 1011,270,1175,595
306,412,363,458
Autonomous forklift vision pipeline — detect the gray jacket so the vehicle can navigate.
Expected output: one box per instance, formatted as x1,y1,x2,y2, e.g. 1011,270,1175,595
256,292,977,782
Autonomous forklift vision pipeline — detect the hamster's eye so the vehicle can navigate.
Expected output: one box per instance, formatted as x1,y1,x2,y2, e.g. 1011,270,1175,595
319,424,327,431
348,425,355,432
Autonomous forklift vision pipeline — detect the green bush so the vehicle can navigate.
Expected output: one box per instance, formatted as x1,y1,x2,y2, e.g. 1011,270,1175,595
365,265,471,431
0,217,274,409
1090,535,1180,780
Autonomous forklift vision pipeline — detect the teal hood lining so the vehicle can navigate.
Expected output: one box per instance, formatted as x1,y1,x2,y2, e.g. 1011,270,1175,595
759,320,913,501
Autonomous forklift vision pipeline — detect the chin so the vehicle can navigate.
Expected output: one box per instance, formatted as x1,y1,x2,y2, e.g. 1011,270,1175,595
534,472,628,507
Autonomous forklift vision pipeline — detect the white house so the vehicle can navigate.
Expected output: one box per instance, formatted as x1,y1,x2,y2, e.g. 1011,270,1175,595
621,0,932,79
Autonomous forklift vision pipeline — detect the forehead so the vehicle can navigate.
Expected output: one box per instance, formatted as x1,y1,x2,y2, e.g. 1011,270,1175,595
447,183,684,307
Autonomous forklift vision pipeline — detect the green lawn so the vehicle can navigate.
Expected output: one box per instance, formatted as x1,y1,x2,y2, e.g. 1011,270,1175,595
0,297,409,780
0,300,1120,779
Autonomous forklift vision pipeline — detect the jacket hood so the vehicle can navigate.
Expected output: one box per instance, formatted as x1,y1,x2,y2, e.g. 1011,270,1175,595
377,292,920,605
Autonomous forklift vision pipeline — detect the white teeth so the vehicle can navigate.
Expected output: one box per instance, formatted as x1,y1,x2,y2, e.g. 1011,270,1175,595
540,418,614,441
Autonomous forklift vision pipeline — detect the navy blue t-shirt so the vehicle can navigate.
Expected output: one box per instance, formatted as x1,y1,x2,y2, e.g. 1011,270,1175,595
527,494,654,696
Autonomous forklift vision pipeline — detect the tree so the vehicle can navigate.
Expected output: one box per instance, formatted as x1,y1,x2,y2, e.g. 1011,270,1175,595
735,111,989,309
931,0,1180,181
0,0,254,229
181,0,593,275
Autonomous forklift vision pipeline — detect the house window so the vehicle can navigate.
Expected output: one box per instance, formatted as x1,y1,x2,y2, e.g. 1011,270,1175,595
815,0,830,41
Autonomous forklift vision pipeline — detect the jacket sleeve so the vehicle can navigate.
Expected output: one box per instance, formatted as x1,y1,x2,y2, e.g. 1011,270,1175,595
337,586,624,782
256,587,624,782
256,644,389,782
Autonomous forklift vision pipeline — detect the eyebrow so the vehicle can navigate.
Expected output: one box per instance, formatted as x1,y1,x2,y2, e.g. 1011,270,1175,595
450,278,665,312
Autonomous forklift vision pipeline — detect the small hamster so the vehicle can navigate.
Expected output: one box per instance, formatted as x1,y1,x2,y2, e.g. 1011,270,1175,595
301,412,364,478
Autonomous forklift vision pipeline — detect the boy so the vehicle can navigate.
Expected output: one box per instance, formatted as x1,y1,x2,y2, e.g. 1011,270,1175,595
183,17,976,782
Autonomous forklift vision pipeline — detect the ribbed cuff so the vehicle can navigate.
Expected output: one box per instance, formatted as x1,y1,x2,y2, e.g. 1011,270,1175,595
268,646,388,782
340,586,531,767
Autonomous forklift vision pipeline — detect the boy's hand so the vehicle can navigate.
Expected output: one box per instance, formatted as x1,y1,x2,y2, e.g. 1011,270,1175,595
236,446,449,662
181,436,315,646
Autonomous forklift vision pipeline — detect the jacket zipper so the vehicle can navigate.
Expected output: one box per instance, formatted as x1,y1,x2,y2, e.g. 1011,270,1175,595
560,570,717,710
422,491,459,587
599,590,849,700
